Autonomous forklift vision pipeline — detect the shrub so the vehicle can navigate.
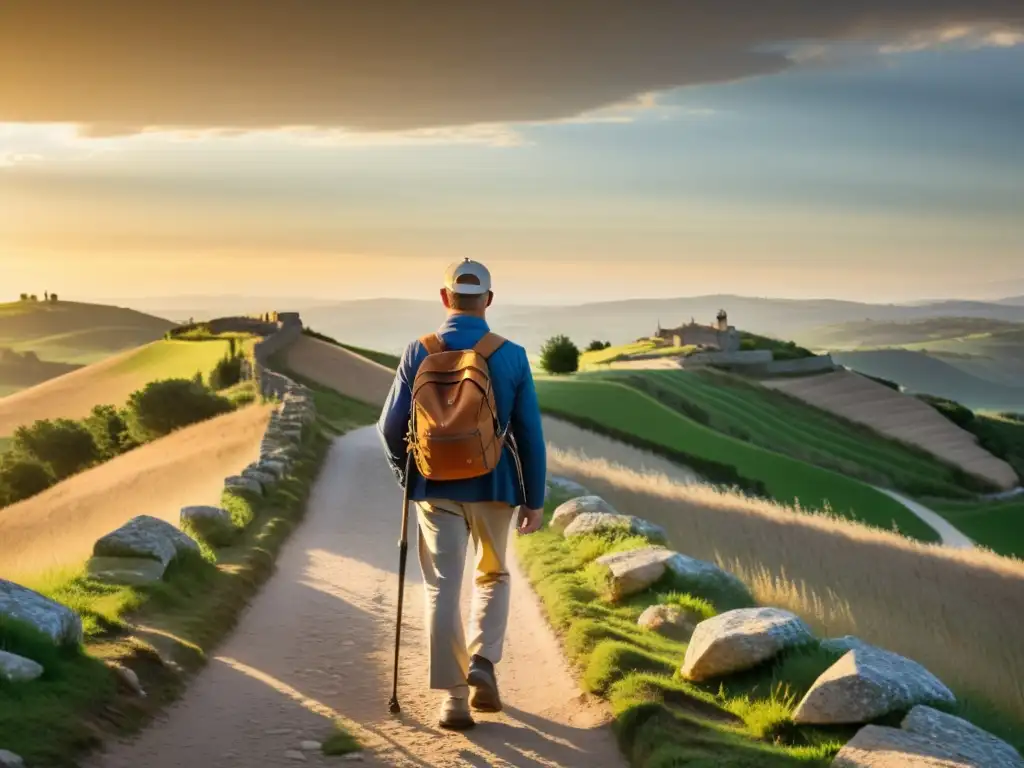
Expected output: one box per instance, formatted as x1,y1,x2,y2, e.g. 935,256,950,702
11,418,100,480
209,353,244,390
587,340,612,352
124,378,234,443
540,335,581,374
0,455,54,505
84,405,137,460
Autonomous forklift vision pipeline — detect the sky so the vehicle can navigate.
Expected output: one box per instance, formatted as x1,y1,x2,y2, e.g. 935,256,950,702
1,2,1022,306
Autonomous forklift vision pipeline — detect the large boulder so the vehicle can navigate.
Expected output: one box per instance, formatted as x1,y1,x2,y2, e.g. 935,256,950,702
902,706,1024,767
550,496,619,533
0,579,84,646
93,515,200,566
594,547,675,599
563,512,666,543
664,553,749,598
86,556,168,585
793,644,955,725
637,604,702,642
0,750,25,768
681,608,814,681
225,475,264,496
0,650,44,683
832,721,1023,768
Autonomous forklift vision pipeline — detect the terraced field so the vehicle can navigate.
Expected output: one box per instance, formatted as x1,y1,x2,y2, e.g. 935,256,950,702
535,376,938,541
626,369,980,498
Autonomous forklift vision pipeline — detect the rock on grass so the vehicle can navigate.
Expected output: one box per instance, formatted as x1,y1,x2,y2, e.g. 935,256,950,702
637,604,702,641
0,650,44,683
681,607,814,681
550,496,618,533
86,556,168,585
793,643,955,725
93,515,200,566
0,579,84,646
0,749,25,768
563,512,666,543
593,547,675,599
832,720,1024,768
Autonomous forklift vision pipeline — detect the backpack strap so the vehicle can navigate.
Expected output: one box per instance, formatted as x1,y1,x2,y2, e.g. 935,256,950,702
419,333,446,355
473,332,506,359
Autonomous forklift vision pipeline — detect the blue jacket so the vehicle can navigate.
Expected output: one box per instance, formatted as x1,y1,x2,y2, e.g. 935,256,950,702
377,314,546,509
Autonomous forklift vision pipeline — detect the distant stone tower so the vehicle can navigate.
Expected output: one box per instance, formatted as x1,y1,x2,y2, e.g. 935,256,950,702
717,309,728,332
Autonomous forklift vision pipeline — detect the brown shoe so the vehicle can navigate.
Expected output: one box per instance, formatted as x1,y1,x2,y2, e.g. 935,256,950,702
468,655,503,713
438,695,475,731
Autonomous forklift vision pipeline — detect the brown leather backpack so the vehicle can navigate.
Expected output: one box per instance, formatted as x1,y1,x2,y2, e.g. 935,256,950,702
408,332,509,481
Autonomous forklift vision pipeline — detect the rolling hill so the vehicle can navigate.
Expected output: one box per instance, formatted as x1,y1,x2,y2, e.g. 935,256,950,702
830,349,1024,412
0,299,175,396
0,339,234,438
291,295,1024,356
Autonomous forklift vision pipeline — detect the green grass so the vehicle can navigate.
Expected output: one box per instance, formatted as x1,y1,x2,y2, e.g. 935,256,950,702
622,369,982,498
580,340,661,369
107,339,233,381
322,721,362,756
516,492,848,767
536,377,939,541
0,410,351,767
925,497,1024,559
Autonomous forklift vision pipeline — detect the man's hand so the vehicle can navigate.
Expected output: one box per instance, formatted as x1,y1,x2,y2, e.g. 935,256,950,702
516,506,544,535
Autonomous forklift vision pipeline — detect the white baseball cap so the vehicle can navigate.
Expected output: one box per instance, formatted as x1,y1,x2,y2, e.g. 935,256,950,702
444,258,492,295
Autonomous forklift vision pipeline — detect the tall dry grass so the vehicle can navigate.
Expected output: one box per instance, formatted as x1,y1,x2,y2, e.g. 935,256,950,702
548,446,1024,721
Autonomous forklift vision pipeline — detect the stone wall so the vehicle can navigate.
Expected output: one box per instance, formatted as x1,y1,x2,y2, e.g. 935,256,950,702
251,313,304,399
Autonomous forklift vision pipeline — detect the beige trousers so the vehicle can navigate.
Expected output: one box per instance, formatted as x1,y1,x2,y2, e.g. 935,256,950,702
416,498,516,692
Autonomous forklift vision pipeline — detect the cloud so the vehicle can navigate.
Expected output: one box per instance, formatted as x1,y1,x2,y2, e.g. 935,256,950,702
1,1,1022,134
880,22,1024,52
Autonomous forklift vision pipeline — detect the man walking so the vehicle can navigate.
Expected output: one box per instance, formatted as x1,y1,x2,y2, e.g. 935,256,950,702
378,259,546,730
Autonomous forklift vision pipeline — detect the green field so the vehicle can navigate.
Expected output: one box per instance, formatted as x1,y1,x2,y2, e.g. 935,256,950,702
622,369,979,498
105,339,234,380
536,377,938,541
926,497,1024,559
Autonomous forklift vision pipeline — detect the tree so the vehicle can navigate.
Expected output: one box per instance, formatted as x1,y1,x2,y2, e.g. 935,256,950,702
49,293,59,303
18,293,29,301
29,294,38,302
85,405,137,460
209,352,244,390
0,456,54,506
11,418,100,481
586,340,612,352
540,335,580,375
124,378,234,443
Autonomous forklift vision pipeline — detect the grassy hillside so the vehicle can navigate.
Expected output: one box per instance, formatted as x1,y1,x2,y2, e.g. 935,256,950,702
924,497,1024,560
622,369,982,498
832,349,1024,412
0,339,234,438
0,300,173,360
797,317,1022,350
535,377,938,541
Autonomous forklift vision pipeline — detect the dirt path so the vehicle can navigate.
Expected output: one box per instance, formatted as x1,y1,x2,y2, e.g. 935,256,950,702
92,426,625,768
0,405,272,581
875,488,974,550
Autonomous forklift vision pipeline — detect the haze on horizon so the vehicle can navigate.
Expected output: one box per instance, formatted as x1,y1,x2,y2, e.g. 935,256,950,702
1,1,1022,306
